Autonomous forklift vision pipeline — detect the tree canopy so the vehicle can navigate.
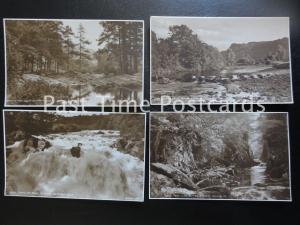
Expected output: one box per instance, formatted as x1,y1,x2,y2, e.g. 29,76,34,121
97,21,143,74
151,25,225,79
6,20,143,77
6,20,92,75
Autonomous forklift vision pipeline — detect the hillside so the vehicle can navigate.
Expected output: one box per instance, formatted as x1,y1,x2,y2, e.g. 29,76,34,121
225,37,289,63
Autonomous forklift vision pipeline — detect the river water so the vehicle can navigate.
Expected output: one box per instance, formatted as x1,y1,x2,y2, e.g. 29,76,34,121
6,130,144,201
71,85,142,106
231,162,290,200
250,163,267,186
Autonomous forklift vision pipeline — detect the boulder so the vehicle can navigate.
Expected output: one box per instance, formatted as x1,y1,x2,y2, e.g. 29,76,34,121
157,77,170,84
36,138,51,151
24,136,38,153
199,185,231,195
150,171,177,198
268,166,285,178
6,140,25,157
117,138,128,149
14,130,25,141
180,73,197,82
161,187,198,198
115,138,144,160
70,146,81,158
25,136,51,152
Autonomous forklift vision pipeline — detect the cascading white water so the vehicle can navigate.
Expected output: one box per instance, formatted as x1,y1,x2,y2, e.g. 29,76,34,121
248,115,267,186
250,163,267,185
249,116,263,159
6,130,144,201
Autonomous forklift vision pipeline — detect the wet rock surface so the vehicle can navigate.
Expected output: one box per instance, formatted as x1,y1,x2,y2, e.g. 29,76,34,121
115,136,144,160
150,113,290,200
152,66,291,104
6,130,144,200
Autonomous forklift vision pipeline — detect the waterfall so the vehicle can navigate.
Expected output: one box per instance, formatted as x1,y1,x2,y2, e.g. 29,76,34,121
6,130,144,201
248,115,267,186
248,115,263,160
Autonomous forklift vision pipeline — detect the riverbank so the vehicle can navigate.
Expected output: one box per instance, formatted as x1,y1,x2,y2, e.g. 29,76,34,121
7,72,142,105
150,163,290,200
151,66,291,104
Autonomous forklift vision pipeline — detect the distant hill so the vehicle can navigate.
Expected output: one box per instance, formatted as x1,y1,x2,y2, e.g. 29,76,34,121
224,37,290,63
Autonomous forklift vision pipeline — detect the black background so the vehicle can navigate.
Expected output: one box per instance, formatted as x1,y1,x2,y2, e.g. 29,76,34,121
0,0,299,225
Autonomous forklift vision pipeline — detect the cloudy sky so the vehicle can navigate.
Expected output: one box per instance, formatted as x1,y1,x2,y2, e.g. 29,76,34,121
151,17,289,51
63,20,104,50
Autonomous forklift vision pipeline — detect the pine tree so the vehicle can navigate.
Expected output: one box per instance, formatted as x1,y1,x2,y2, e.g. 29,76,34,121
98,21,143,75
76,24,91,72
62,25,75,71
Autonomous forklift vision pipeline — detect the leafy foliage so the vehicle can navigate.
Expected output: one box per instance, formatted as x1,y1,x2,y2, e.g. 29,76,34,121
97,21,143,74
151,25,225,80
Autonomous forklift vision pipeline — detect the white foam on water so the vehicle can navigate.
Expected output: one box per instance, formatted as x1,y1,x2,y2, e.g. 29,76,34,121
6,130,144,201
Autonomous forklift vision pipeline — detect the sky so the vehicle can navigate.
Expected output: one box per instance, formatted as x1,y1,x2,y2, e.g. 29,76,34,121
151,17,289,51
62,20,104,50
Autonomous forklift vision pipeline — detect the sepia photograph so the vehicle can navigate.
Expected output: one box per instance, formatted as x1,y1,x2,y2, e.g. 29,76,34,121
151,17,292,104
3,110,145,201
150,112,291,201
4,19,144,106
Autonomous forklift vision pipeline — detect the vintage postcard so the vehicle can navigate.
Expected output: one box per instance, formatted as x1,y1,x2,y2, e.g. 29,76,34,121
150,112,291,201
4,19,144,106
151,17,292,104
4,110,145,201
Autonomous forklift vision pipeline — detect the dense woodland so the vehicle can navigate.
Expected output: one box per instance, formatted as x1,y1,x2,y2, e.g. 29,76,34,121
6,20,143,77
151,25,289,81
5,112,144,140
5,112,145,159
96,22,143,74
151,113,289,173
151,113,290,199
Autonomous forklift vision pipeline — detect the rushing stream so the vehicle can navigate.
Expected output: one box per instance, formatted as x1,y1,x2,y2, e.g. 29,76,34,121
250,162,267,186
6,130,144,201
231,162,290,200
237,161,267,187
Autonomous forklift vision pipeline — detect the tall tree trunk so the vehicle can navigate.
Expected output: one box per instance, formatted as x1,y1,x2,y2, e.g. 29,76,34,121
121,26,128,74
67,44,70,71
118,26,123,74
133,25,138,73
23,58,26,72
79,33,82,72
31,56,34,73
133,53,138,74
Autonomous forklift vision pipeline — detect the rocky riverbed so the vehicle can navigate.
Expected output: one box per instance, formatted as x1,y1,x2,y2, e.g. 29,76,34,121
150,162,290,200
150,113,291,200
151,66,291,104
6,130,145,201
